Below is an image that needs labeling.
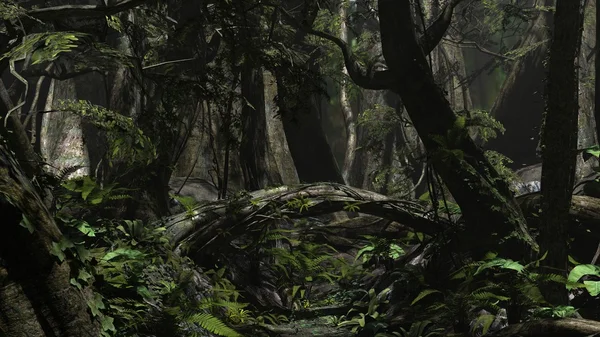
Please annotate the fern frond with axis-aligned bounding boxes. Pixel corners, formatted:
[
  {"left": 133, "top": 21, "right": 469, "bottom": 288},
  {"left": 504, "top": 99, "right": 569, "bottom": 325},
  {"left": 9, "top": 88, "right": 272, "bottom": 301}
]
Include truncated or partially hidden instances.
[{"left": 185, "top": 313, "right": 242, "bottom": 337}]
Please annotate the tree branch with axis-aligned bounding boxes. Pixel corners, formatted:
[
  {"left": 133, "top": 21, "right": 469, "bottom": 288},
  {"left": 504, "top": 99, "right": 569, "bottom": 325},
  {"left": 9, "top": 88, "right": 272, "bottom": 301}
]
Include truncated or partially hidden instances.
[
  {"left": 276, "top": 8, "right": 395, "bottom": 90},
  {"left": 26, "top": 0, "right": 149, "bottom": 20},
  {"left": 442, "top": 38, "right": 516, "bottom": 61},
  {"left": 419, "top": 0, "right": 466, "bottom": 54}
]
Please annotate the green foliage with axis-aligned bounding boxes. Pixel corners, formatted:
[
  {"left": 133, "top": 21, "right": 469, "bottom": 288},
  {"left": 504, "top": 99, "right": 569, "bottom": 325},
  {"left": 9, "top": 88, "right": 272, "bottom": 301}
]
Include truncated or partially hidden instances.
[
  {"left": 582, "top": 144, "right": 600, "bottom": 160},
  {"left": 53, "top": 100, "right": 157, "bottom": 167},
  {"left": 485, "top": 150, "right": 519, "bottom": 185},
  {"left": 337, "top": 288, "right": 391, "bottom": 334},
  {"left": 404, "top": 252, "right": 572, "bottom": 331},
  {"left": 1, "top": 30, "right": 131, "bottom": 71},
  {"left": 356, "top": 236, "right": 405, "bottom": 264},
  {"left": 532, "top": 306, "right": 579, "bottom": 318},
  {"left": 567, "top": 264, "right": 600, "bottom": 296},
  {"left": 0, "top": 0, "right": 28, "bottom": 21},
  {"left": 463, "top": 110, "right": 505, "bottom": 144},
  {"left": 391, "top": 321, "right": 445, "bottom": 337},
  {"left": 185, "top": 313, "right": 242, "bottom": 337},
  {"left": 1, "top": 32, "right": 85, "bottom": 64},
  {"left": 504, "top": 39, "right": 549, "bottom": 59},
  {"left": 105, "top": 15, "right": 124, "bottom": 33},
  {"left": 170, "top": 193, "right": 200, "bottom": 215},
  {"left": 286, "top": 195, "right": 312, "bottom": 212},
  {"left": 60, "top": 175, "right": 132, "bottom": 206},
  {"left": 44, "top": 173, "right": 244, "bottom": 337},
  {"left": 418, "top": 191, "right": 462, "bottom": 217},
  {"left": 358, "top": 104, "right": 401, "bottom": 142}
]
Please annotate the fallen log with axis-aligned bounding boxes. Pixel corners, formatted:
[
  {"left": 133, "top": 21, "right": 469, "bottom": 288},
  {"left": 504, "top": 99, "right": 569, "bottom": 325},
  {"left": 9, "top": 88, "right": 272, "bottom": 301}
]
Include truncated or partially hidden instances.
[{"left": 488, "top": 318, "right": 600, "bottom": 337}]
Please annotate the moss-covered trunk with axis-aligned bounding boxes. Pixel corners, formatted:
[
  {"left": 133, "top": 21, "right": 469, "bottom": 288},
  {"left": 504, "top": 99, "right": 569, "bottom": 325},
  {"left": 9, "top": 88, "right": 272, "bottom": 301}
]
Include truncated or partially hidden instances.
[
  {"left": 0, "top": 146, "right": 99, "bottom": 337},
  {"left": 377, "top": 0, "right": 535, "bottom": 255}
]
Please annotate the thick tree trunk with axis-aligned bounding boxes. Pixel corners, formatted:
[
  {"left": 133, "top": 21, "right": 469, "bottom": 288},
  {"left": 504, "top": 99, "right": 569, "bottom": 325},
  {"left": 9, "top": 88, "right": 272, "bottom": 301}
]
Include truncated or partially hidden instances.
[
  {"left": 240, "top": 62, "right": 283, "bottom": 190},
  {"left": 0, "top": 146, "right": 99, "bottom": 337},
  {"left": 539, "top": 0, "right": 584, "bottom": 305},
  {"left": 275, "top": 67, "right": 346, "bottom": 184},
  {"left": 273, "top": 0, "right": 536, "bottom": 253},
  {"left": 378, "top": 0, "right": 535, "bottom": 255},
  {"left": 273, "top": 0, "right": 345, "bottom": 185},
  {"left": 594, "top": 1, "right": 600, "bottom": 142},
  {"left": 263, "top": 71, "right": 300, "bottom": 185},
  {"left": 487, "top": 0, "right": 554, "bottom": 168}
]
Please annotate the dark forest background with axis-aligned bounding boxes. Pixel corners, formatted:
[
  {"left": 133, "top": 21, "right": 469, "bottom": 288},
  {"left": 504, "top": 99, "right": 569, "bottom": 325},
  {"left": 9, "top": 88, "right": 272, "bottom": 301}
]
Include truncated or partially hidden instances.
[{"left": 2, "top": 0, "right": 600, "bottom": 336}]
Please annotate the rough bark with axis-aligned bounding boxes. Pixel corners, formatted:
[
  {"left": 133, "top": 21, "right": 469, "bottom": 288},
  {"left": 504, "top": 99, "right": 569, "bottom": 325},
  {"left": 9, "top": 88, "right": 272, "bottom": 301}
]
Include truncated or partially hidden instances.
[
  {"left": 282, "top": 0, "right": 535, "bottom": 254},
  {"left": 0, "top": 271, "right": 46, "bottom": 336},
  {"left": 596, "top": 0, "right": 600, "bottom": 143},
  {"left": 0, "top": 145, "right": 99, "bottom": 337},
  {"left": 263, "top": 71, "right": 300, "bottom": 185},
  {"left": 378, "top": 0, "right": 535, "bottom": 254},
  {"left": 487, "top": 1, "right": 554, "bottom": 168},
  {"left": 575, "top": 0, "right": 598, "bottom": 180},
  {"left": 275, "top": 66, "right": 346, "bottom": 184},
  {"left": 518, "top": 193, "right": 600, "bottom": 264},
  {"left": 239, "top": 62, "right": 282, "bottom": 190},
  {"left": 488, "top": 318, "right": 600, "bottom": 337},
  {"left": 163, "top": 182, "right": 445, "bottom": 252},
  {"left": 273, "top": 0, "right": 345, "bottom": 185},
  {"left": 339, "top": 1, "right": 363, "bottom": 187},
  {"left": 538, "top": 0, "right": 584, "bottom": 305}
]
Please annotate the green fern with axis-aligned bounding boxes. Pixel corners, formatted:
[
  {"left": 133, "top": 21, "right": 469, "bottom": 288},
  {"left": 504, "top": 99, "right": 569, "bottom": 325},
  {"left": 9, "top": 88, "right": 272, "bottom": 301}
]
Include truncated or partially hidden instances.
[{"left": 185, "top": 313, "right": 242, "bottom": 337}]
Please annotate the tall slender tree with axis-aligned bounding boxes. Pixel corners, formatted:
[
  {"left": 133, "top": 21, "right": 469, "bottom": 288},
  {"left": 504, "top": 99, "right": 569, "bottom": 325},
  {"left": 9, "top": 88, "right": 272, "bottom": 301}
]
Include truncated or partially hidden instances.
[{"left": 539, "top": 0, "right": 584, "bottom": 305}]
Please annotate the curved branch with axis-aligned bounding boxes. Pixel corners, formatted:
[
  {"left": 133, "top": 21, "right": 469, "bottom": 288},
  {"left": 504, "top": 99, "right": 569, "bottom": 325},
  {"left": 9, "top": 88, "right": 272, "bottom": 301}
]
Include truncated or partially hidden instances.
[
  {"left": 158, "top": 183, "right": 447, "bottom": 251},
  {"left": 306, "top": 28, "right": 396, "bottom": 90},
  {"left": 276, "top": 8, "right": 395, "bottom": 90},
  {"left": 419, "top": 0, "right": 466, "bottom": 54}
]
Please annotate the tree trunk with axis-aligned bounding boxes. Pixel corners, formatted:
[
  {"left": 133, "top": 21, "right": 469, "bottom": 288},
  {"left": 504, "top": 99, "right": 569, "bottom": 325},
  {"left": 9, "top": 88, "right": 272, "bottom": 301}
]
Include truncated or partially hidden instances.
[
  {"left": 274, "top": 0, "right": 345, "bottom": 185},
  {"left": 0, "top": 145, "right": 99, "bottom": 337},
  {"left": 539, "top": 0, "right": 584, "bottom": 306},
  {"left": 339, "top": 0, "right": 365, "bottom": 187},
  {"left": 275, "top": 66, "right": 346, "bottom": 184},
  {"left": 378, "top": 0, "right": 535, "bottom": 255},
  {"left": 240, "top": 62, "right": 283, "bottom": 190},
  {"left": 487, "top": 0, "right": 554, "bottom": 168},
  {"left": 595, "top": 0, "right": 600, "bottom": 144}
]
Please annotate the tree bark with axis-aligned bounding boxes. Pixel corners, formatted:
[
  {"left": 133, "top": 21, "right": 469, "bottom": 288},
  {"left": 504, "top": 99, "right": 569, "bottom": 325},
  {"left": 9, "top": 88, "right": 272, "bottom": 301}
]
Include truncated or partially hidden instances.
[
  {"left": 488, "top": 318, "right": 600, "bottom": 337},
  {"left": 239, "top": 65, "right": 282, "bottom": 189},
  {"left": 284, "top": 0, "right": 536, "bottom": 253},
  {"left": 275, "top": 66, "right": 346, "bottom": 184},
  {"left": 594, "top": 0, "right": 600, "bottom": 142},
  {"left": 339, "top": 0, "right": 364, "bottom": 187},
  {"left": 539, "top": 0, "right": 584, "bottom": 306},
  {"left": 487, "top": 0, "right": 554, "bottom": 168},
  {"left": 377, "top": 0, "right": 535, "bottom": 255},
  {"left": 0, "top": 145, "right": 99, "bottom": 337}
]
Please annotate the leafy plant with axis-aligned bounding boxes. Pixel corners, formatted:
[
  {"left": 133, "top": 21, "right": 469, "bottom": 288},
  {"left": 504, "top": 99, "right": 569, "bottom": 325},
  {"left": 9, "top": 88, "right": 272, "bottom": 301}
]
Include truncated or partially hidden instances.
[
  {"left": 53, "top": 100, "right": 157, "bottom": 167},
  {"left": 338, "top": 288, "right": 391, "bottom": 334},
  {"left": 567, "top": 264, "right": 600, "bottom": 296},
  {"left": 389, "top": 321, "right": 445, "bottom": 337},
  {"left": 356, "top": 236, "right": 405, "bottom": 265},
  {"left": 532, "top": 306, "right": 579, "bottom": 318}
]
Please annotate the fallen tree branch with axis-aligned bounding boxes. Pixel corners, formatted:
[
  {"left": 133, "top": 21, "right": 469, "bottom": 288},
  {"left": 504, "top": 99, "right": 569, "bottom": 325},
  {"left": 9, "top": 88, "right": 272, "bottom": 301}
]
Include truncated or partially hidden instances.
[
  {"left": 156, "top": 183, "right": 448, "bottom": 254},
  {"left": 488, "top": 318, "right": 600, "bottom": 337}
]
